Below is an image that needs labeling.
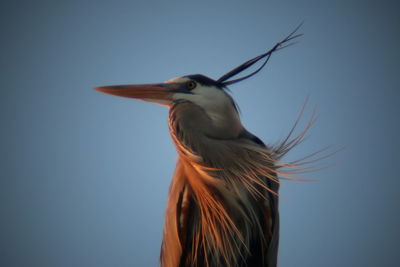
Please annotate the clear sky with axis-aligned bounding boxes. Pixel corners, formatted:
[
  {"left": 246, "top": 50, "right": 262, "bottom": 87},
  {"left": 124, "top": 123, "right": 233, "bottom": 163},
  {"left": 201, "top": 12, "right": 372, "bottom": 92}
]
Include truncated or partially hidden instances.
[{"left": 1, "top": 1, "right": 399, "bottom": 266}]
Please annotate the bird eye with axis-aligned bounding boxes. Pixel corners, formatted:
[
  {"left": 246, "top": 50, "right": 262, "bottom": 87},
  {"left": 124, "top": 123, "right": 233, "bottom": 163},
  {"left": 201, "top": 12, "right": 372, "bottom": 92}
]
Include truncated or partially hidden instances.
[{"left": 186, "top": 81, "right": 197, "bottom": 90}]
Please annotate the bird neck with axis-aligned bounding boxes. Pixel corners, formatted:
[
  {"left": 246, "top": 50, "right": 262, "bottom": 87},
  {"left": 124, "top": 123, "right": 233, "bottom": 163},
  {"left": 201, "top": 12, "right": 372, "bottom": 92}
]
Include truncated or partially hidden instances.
[{"left": 169, "top": 100, "right": 243, "bottom": 142}]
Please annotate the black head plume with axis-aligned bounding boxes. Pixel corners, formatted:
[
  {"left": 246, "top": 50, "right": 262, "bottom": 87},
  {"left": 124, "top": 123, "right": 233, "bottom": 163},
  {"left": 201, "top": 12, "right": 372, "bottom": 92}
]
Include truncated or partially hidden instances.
[{"left": 217, "top": 23, "right": 303, "bottom": 86}]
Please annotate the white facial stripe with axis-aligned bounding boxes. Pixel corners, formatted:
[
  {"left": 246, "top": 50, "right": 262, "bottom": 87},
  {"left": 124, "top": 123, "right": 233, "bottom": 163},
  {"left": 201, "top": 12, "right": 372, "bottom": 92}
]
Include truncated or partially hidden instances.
[
  {"left": 173, "top": 83, "right": 237, "bottom": 120},
  {"left": 167, "top": 76, "right": 235, "bottom": 115},
  {"left": 165, "top": 76, "right": 190, "bottom": 83},
  {"left": 171, "top": 84, "right": 228, "bottom": 105}
]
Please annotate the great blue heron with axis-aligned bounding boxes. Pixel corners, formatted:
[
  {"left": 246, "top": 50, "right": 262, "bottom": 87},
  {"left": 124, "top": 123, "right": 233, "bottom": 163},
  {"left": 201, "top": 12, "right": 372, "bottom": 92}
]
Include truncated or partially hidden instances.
[{"left": 95, "top": 26, "right": 310, "bottom": 267}]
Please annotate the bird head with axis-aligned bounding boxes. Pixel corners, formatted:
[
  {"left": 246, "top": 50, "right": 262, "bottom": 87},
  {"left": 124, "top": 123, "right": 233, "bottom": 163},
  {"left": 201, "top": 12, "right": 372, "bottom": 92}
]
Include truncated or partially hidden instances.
[
  {"left": 94, "top": 74, "right": 228, "bottom": 108},
  {"left": 95, "top": 74, "right": 242, "bottom": 140}
]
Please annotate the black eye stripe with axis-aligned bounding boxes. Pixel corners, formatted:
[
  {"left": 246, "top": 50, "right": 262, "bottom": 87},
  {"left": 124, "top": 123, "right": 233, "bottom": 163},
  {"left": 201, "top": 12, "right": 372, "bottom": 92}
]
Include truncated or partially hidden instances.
[{"left": 183, "top": 74, "right": 224, "bottom": 88}]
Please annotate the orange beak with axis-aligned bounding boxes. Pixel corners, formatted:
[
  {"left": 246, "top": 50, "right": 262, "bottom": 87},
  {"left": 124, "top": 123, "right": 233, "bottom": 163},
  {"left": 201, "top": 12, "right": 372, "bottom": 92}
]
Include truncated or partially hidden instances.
[{"left": 94, "top": 82, "right": 181, "bottom": 105}]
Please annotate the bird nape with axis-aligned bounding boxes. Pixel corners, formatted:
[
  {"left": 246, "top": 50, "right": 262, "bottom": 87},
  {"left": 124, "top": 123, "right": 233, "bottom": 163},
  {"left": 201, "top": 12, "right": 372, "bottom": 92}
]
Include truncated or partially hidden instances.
[{"left": 95, "top": 25, "right": 317, "bottom": 267}]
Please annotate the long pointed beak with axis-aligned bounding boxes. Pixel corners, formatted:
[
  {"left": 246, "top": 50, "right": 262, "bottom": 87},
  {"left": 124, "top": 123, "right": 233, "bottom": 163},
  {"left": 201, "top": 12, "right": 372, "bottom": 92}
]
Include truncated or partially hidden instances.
[{"left": 94, "top": 82, "right": 180, "bottom": 105}]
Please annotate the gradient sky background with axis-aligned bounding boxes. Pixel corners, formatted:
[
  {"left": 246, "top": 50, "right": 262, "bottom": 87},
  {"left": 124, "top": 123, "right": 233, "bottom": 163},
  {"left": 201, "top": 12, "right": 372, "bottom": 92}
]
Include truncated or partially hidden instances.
[{"left": 1, "top": 1, "right": 399, "bottom": 267}]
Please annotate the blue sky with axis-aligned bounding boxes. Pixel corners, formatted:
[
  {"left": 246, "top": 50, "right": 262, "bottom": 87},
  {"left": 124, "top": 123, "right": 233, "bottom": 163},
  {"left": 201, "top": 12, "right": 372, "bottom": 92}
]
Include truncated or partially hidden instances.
[{"left": 1, "top": 1, "right": 399, "bottom": 266}]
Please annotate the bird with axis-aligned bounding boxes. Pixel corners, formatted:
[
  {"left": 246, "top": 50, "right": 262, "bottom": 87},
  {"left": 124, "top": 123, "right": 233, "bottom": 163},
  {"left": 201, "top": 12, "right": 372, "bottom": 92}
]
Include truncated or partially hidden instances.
[{"left": 95, "top": 25, "right": 310, "bottom": 267}]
